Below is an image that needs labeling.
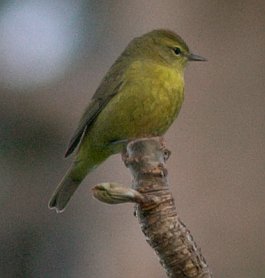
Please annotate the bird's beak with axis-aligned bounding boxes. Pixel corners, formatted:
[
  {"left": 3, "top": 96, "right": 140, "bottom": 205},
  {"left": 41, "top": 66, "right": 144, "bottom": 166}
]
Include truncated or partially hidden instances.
[{"left": 187, "top": 53, "right": 207, "bottom": 62}]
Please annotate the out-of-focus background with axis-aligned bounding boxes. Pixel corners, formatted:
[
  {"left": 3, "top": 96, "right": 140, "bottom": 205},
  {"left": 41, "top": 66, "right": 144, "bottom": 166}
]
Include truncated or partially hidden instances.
[{"left": 0, "top": 0, "right": 264, "bottom": 277}]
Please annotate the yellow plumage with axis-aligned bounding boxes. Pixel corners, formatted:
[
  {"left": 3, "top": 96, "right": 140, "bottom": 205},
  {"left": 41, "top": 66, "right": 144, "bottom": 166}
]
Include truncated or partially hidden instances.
[{"left": 49, "top": 29, "right": 206, "bottom": 212}]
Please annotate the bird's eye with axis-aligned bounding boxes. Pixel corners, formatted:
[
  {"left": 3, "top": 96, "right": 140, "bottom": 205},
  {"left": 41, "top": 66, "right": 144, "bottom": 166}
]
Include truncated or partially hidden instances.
[{"left": 173, "top": 47, "right": 181, "bottom": 56}]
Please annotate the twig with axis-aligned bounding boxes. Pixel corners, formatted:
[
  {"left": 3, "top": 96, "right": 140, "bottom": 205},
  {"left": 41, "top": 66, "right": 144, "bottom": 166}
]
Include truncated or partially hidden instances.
[{"left": 93, "top": 137, "right": 212, "bottom": 278}]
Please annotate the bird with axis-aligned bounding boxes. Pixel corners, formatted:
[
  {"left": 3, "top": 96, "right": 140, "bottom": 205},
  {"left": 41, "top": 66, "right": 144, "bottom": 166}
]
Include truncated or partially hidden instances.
[{"left": 49, "top": 29, "right": 206, "bottom": 213}]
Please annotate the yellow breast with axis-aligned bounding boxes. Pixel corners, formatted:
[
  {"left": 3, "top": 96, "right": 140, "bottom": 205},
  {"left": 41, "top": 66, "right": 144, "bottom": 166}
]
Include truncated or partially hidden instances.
[{"left": 90, "top": 60, "right": 185, "bottom": 145}]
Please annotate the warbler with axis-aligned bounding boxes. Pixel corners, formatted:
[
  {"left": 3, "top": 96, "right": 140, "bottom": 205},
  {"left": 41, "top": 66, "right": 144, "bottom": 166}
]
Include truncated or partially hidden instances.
[{"left": 49, "top": 29, "right": 206, "bottom": 212}]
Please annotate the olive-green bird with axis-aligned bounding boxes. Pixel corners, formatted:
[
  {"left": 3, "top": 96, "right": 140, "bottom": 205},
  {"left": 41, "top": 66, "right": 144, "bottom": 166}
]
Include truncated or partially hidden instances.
[{"left": 49, "top": 29, "right": 206, "bottom": 213}]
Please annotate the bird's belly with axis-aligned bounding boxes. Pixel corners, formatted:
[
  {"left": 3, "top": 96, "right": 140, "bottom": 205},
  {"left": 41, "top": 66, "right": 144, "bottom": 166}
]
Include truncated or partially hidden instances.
[
  {"left": 91, "top": 80, "right": 184, "bottom": 146},
  {"left": 126, "top": 87, "right": 182, "bottom": 136}
]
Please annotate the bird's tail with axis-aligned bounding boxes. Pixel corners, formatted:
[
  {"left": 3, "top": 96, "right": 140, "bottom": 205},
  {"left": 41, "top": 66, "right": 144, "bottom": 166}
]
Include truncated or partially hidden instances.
[
  {"left": 49, "top": 137, "right": 115, "bottom": 213},
  {"left": 48, "top": 169, "right": 84, "bottom": 213},
  {"left": 49, "top": 150, "right": 97, "bottom": 213}
]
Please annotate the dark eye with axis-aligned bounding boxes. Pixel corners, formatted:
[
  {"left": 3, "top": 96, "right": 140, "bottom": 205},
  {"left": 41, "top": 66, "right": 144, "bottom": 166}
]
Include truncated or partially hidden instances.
[{"left": 173, "top": 47, "right": 181, "bottom": 56}]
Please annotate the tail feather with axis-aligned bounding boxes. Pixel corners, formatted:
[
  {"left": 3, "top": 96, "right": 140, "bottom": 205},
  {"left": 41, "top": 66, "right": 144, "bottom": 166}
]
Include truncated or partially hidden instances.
[
  {"left": 48, "top": 174, "right": 81, "bottom": 213},
  {"left": 49, "top": 139, "right": 111, "bottom": 213}
]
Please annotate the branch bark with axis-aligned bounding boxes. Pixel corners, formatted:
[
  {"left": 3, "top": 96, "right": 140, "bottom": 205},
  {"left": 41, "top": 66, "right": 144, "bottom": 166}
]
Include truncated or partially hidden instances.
[{"left": 93, "top": 137, "right": 212, "bottom": 278}]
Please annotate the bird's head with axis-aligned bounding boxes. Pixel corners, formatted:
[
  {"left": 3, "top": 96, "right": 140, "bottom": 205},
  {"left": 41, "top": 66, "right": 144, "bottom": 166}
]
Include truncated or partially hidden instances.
[{"left": 127, "top": 29, "right": 206, "bottom": 70}]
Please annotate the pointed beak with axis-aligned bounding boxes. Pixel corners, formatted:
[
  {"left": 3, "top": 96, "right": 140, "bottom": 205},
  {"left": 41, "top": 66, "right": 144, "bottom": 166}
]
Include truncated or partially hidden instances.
[{"left": 187, "top": 53, "right": 207, "bottom": 62}]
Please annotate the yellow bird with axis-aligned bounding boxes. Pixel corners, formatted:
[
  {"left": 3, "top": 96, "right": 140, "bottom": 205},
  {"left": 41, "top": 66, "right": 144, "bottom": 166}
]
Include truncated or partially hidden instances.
[{"left": 49, "top": 29, "right": 206, "bottom": 212}]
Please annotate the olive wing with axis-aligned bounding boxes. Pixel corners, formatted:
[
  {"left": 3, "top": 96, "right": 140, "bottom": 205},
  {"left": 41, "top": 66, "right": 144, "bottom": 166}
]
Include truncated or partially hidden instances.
[{"left": 64, "top": 61, "right": 125, "bottom": 157}]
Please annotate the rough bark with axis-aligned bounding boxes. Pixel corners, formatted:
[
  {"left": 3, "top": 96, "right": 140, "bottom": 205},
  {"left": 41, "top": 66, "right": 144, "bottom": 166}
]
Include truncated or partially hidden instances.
[{"left": 93, "top": 137, "right": 212, "bottom": 278}]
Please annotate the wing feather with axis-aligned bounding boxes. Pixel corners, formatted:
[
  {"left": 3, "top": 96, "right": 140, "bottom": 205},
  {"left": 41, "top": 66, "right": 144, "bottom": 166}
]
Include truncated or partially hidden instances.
[{"left": 64, "top": 59, "right": 126, "bottom": 157}]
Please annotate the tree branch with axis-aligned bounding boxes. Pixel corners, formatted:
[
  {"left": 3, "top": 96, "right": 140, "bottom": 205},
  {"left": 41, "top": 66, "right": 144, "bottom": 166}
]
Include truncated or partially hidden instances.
[{"left": 93, "top": 137, "right": 212, "bottom": 278}]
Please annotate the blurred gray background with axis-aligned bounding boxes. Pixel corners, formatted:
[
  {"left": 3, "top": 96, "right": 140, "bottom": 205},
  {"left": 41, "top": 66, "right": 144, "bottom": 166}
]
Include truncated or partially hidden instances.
[{"left": 0, "top": 0, "right": 264, "bottom": 277}]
